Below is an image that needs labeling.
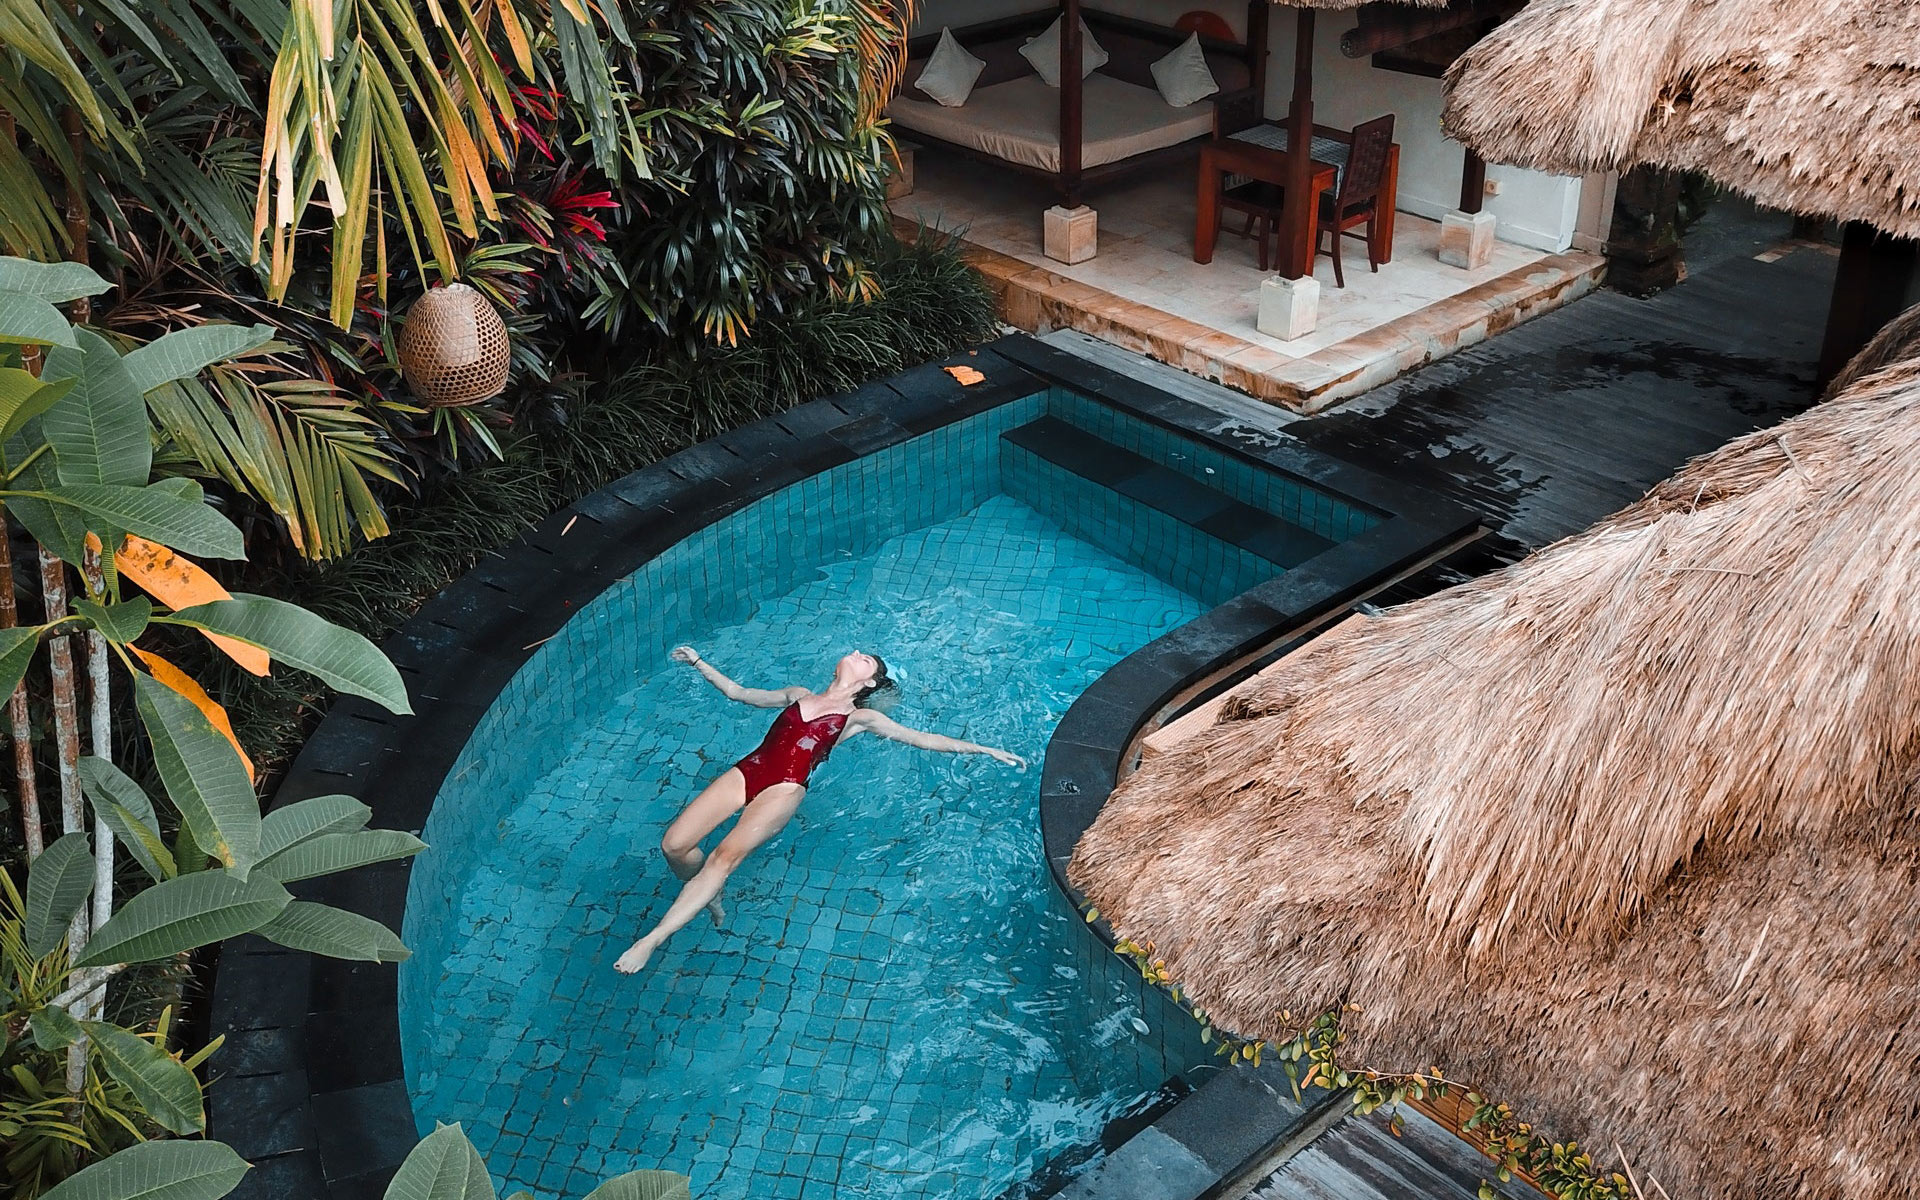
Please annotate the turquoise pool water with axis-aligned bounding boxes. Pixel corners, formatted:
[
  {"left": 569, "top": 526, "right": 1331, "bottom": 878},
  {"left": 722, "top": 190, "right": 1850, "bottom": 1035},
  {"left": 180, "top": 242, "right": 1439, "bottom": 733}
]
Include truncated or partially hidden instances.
[{"left": 401, "top": 391, "right": 1370, "bottom": 1198}]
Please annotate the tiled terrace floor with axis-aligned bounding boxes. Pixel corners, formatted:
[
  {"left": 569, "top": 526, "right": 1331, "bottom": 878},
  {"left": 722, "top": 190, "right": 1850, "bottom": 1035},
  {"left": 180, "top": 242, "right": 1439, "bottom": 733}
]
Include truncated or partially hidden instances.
[{"left": 892, "top": 151, "right": 1604, "bottom": 412}]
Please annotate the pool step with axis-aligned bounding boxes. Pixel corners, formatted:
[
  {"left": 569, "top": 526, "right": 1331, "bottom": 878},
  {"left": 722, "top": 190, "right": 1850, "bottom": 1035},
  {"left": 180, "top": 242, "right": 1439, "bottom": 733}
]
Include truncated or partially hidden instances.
[{"left": 1002, "top": 416, "right": 1336, "bottom": 567}]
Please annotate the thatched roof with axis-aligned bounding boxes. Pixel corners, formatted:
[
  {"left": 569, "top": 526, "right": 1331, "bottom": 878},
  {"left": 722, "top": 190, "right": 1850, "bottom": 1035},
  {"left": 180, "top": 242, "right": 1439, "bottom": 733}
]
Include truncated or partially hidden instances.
[
  {"left": 1440, "top": 0, "right": 1920, "bottom": 239},
  {"left": 1069, "top": 353, "right": 1920, "bottom": 1200}
]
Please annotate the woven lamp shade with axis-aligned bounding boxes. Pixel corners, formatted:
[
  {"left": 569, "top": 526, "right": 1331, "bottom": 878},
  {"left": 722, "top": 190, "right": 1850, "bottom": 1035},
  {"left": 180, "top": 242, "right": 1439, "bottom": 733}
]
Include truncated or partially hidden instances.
[{"left": 397, "top": 283, "right": 511, "bottom": 407}]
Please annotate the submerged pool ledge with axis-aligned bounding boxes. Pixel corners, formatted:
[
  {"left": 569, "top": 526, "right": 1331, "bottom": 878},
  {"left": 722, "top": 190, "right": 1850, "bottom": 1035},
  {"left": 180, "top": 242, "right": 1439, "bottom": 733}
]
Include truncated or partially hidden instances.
[{"left": 204, "top": 333, "right": 1480, "bottom": 1200}]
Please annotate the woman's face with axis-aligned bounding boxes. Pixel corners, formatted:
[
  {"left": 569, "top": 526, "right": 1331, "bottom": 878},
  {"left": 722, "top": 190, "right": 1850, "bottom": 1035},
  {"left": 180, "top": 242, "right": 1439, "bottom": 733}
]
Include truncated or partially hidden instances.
[{"left": 837, "top": 651, "right": 880, "bottom": 688}]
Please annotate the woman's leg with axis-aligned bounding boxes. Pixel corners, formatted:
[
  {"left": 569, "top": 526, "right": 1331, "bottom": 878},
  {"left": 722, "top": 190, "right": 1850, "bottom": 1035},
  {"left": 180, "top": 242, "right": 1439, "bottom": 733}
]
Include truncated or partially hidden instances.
[
  {"left": 614, "top": 783, "right": 805, "bottom": 973},
  {"left": 660, "top": 769, "right": 749, "bottom": 925}
]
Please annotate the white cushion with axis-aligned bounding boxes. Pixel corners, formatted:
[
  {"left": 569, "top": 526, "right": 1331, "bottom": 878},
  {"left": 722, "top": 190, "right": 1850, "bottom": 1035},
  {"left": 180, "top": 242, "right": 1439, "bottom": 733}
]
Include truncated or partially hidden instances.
[
  {"left": 914, "top": 28, "right": 986, "bottom": 108},
  {"left": 1020, "top": 16, "right": 1109, "bottom": 88},
  {"left": 1151, "top": 32, "right": 1220, "bottom": 108}
]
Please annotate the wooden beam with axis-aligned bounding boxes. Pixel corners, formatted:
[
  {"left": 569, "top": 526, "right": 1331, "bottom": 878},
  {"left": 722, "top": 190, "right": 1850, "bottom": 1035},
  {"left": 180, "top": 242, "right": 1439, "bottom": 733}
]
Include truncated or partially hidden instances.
[
  {"left": 1061, "top": 0, "right": 1084, "bottom": 206},
  {"left": 1819, "top": 222, "right": 1920, "bottom": 384},
  {"left": 1247, "top": 0, "right": 1271, "bottom": 105},
  {"left": 1277, "top": 5, "right": 1317, "bottom": 279}
]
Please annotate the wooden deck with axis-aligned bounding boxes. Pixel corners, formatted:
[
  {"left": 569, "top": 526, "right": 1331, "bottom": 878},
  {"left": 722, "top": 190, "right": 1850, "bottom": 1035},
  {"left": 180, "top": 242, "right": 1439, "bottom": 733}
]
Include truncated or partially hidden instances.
[{"left": 1247, "top": 1106, "right": 1544, "bottom": 1200}]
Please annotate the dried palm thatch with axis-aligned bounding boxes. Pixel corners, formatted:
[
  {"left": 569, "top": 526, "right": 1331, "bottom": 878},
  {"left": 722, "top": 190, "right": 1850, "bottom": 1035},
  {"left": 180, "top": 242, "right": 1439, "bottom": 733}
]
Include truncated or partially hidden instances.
[
  {"left": 1070, "top": 353, "right": 1920, "bottom": 1200},
  {"left": 1440, "top": 0, "right": 1920, "bottom": 239}
]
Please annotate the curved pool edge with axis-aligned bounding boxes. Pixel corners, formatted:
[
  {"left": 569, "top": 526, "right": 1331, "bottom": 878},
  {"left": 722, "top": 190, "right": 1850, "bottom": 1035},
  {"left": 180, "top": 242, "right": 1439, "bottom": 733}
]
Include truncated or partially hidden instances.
[{"left": 203, "top": 332, "right": 1484, "bottom": 1200}]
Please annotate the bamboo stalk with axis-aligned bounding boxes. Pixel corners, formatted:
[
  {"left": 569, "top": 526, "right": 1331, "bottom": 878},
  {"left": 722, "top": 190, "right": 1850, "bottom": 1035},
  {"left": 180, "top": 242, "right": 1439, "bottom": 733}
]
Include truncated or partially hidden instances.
[
  {"left": 39, "top": 549, "right": 87, "bottom": 1091},
  {"left": 81, "top": 548, "right": 112, "bottom": 1021},
  {"left": 0, "top": 513, "right": 41, "bottom": 856}
]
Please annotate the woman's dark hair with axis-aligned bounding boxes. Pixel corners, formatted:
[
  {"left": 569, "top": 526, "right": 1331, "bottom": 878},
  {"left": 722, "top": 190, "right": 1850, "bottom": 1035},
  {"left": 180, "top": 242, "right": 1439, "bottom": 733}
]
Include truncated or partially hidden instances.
[{"left": 854, "top": 653, "right": 898, "bottom": 709}]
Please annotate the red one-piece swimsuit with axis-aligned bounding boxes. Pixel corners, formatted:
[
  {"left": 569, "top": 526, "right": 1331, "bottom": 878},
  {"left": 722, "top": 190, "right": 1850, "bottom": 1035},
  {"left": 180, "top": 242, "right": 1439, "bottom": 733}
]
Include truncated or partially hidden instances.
[{"left": 733, "top": 703, "right": 850, "bottom": 801}]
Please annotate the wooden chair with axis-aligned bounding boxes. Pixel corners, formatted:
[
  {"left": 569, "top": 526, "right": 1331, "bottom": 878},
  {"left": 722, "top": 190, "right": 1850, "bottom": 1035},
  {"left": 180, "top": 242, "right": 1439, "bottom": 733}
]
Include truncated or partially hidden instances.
[{"left": 1316, "top": 114, "right": 1394, "bottom": 288}]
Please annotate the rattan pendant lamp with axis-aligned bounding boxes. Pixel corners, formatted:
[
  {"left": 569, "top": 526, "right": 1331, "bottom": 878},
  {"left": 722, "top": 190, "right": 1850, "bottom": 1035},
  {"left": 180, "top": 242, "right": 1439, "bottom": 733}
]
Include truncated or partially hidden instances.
[{"left": 397, "top": 282, "right": 512, "bottom": 406}]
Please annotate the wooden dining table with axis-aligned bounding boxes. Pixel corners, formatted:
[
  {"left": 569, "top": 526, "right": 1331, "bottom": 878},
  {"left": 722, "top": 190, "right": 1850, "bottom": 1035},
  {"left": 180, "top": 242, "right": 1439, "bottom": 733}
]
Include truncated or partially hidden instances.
[{"left": 1193, "top": 136, "right": 1338, "bottom": 271}]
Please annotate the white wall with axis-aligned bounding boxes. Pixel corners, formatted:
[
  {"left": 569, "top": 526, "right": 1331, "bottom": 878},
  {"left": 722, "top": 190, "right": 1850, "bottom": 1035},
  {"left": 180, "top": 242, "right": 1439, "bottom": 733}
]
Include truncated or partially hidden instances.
[{"left": 909, "top": 2, "right": 1583, "bottom": 253}]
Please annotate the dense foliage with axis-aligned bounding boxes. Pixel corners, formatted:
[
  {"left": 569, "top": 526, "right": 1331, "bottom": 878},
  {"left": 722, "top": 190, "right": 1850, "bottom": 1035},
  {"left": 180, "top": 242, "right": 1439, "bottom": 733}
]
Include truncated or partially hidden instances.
[{"left": 1, "top": 0, "right": 920, "bottom": 559}]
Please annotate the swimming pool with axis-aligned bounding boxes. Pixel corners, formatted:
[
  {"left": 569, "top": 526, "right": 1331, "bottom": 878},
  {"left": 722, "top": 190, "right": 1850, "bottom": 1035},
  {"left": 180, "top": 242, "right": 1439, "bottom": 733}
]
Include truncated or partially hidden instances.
[{"left": 397, "top": 385, "right": 1384, "bottom": 1198}]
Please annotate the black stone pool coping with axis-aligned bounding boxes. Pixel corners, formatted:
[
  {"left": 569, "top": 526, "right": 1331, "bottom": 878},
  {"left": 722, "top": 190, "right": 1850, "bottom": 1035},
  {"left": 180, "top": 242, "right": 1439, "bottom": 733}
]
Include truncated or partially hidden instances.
[{"left": 206, "top": 333, "right": 1481, "bottom": 1200}]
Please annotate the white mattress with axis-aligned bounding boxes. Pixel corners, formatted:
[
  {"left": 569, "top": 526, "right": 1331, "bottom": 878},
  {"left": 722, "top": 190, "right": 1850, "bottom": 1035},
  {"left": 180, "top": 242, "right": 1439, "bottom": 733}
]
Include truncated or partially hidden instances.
[{"left": 887, "top": 74, "right": 1216, "bottom": 173}]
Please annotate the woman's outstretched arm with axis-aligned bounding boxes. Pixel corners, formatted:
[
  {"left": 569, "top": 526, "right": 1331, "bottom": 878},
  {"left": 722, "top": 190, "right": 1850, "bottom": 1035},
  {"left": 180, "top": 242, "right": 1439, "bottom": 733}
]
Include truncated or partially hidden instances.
[
  {"left": 671, "top": 646, "right": 806, "bottom": 708},
  {"left": 847, "top": 709, "right": 1026, "bottom": 768}
]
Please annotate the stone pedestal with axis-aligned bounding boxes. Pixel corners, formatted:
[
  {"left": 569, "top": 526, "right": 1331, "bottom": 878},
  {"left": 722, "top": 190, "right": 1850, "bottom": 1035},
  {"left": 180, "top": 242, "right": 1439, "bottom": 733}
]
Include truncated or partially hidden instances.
[
  {"left": 885, "top": 144, "right": 916, "bottom": 200},
  {"left": 1438, "top": 210, "right": 1497, "bottom": 270},
  {"left": 1044, "top": 205, "right": 1098, "bottom": 264},
  {"left": 1257, "top": 274, "right": 1319, "bottom": 341}
]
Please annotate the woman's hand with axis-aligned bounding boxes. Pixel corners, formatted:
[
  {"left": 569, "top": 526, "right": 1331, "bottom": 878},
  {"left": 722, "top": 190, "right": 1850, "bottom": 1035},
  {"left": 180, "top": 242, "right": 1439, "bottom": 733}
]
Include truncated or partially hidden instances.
[
  {"left": 670, "top": 645, "right": 701, "bottom": 666},
  {"left": 984, "top": 747, "right": 1027, "bottom": 770}
]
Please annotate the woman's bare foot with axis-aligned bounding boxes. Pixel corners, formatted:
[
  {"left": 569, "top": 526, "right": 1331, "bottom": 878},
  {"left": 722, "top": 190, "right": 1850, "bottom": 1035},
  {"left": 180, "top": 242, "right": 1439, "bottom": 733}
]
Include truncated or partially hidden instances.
[
  {"left": 613, "top": 940, "right": 656, "bottom": 974},
  {"left": 705, "top": 896, "right": 726, "bottom": 929}
]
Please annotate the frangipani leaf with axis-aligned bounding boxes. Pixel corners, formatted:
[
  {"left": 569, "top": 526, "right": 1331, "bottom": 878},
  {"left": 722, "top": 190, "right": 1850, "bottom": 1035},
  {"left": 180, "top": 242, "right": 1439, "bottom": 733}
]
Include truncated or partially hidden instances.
[
  {"left": 81, "top": 755, "right": 178, "bottom": 882},
  {"left": 259, "top": 794, "right": 371, "bottom": 861},
  {"left": 168, "top": 594, "right": 410, "bottom": 712},
  {"left": 258, "top": 901, "right": 410, "bottom": 962},
  {"left": 116, "top": 535, "right": 267, "bottom": 673},
  {"left": 32, "top": 483, "right": 244, "bottom": 559},
  {"left": 132, "top": 672, "right": 260, "bottom": 876},
  {"left": 25, "top": 832, "right": 94, "bottom": 957},
  {"left": 383, "top": 1124, "right": 495, "bottom": 1200},
  {"left": 0, "top": 368, "right": 73, "bottom": 438},
  {"left": 30, "top": 1002, "right": 82, "bottom": 1049},
  {"left": 36, "top": 1139, "right": 249, "bottom": 1200},
  {"left": 0, "top": 290, "right": 78, "bottom": 348},
  {"left": 85, "top": 1022, "right": 206, "bottom": 1134},
  {"left": 42, "top": 329, "right": 151, "bottom": 486},
  {"left": 257, "top": 829, "right": 424, "bottom": 884},
  {"left": 74, "top": 870, "right": 290, "bottom": 967},
  {"left": 0, "top": 257, "right": 113, "bottom": 302},
  {"left": 580, "top": 1172, "right": 693, "bottom": 1200},
  {"left": 73, "top": 596, "right": 152, "bottom": 643},
  {"left": 0, "top": 625, "right": 40, "bottom": 701},
  {"left": 133, "top": 647, "right": 255, "bottom": 783}
]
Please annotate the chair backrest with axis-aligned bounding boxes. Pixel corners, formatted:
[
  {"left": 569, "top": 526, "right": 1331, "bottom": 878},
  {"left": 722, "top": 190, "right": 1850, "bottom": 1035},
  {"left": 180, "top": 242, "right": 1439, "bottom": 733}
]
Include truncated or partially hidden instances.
[
  {"left": 1338, "top": 114, "right": 1395, "bottom": 208},
  {"left": 1175, "top": 10, "right": 1238, "bottom": 41}
]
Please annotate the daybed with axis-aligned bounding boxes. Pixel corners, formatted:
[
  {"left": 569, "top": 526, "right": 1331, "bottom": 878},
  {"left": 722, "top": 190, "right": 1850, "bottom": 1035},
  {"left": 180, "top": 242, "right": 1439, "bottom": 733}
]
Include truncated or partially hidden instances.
[{"left": 889, "top": 4, "right": 1270, "bottom": 207}]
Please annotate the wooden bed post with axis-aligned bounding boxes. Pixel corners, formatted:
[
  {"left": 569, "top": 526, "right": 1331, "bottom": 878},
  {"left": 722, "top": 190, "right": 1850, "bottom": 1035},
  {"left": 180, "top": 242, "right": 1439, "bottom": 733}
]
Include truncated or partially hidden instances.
[
  {"left": 1061, "top": 0, "right": 1084, "bottom": 206},
  {"left": 1248, "top": 0, "right": 1271, "bottom": 107},
  {"left": 1277, "top": 6, "right": 1316, "bottom": 278}
]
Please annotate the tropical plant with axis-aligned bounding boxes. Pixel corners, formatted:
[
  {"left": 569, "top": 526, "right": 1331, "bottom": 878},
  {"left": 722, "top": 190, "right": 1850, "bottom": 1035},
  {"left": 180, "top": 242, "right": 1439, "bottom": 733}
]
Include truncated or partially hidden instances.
[{"left": 0, "top": 255, "right": 420, "bottom": 1195}]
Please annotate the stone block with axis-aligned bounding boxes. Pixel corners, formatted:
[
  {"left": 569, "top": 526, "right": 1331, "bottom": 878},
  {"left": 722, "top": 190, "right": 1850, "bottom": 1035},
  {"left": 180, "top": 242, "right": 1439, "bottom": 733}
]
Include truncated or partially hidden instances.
[
  {"left": 884, "top": 143, "right": 915, "bottom": 200},
  {"left": 1256, "top": 274, "right": 1319, "bottom": 341},
  {"left": 1438, "top": 209, "right": 1498, "bottom": 270},
  {"left": 1043, "top": 205, "right": 1098, "bottom": 264}
]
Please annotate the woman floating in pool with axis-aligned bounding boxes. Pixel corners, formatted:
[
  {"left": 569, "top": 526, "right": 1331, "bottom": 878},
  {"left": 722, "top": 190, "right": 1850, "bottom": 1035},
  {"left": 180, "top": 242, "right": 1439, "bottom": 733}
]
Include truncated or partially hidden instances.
[{"left": 614, "top": 646, "right": 1026, "bottom": 974}]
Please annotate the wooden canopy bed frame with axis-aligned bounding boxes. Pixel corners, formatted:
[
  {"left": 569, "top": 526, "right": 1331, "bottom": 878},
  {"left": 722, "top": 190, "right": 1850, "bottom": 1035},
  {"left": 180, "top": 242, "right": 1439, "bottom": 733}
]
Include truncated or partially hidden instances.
[{"left": 891, "top": 2, "right": 1271, "bottom": 208}]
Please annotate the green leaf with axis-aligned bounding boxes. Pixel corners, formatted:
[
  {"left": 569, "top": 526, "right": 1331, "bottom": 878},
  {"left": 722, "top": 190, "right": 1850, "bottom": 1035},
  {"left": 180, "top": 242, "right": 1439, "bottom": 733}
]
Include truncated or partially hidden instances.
[
  {"left": 85, "top": 1022, "right": 206, "bottom": 1134},
  {"left": 133, "top": 672, "right": 261, "bottom": 877},
  {"left": 122, "top": 324, "right": 276, "bottom": 397},
  {"left": 33, "top": 483, "right": 244, "bottom": 559},
  {"left": 0, "top": 624, "right": 39, "bottom": 700},
  {"left": 258, "top": 901, "right": 410, "bottom": 962},
  {"left": 74, "top": 870, "right": 290, "bottom": 967},
  {"left": 4, "top": 441, "right": 92, "bottom": 563},
  {"left": 0, "top": 258, "right": 112, "bottom": 303},
  {"left": 168, "top": 594, "right": 410, "bottom": 713},
  {"left": 0, "top": 289, "right": 78, "bottom": 348},
  {"left": 383, "top": 1124, "right": 495, "bottom": 1200},
  {"left": 29, "top": 1003, "right": 82, "bottom": 1050},
  {"left": 259, "top": 794, "right": 371, "bottom": 861},
  {"left": 25, "top": 831, "right": 95, "bottom": 957},
  {"left": 42, "top": 329, "right": 152, "bottom": 486},
  {"left": 257, "top": 829, "right": 424, "bottom": 884},
  {"left": 73, "top": 596, "right": 152, "bottom": 643},
  {"left": 581, "top": 1172, "right": 693, "bottom": 1200},
  {"left": 103, "top": 800, "right": 179, "bottom": 883},
  {"left": 82, "top": 755, "right": 178, "bottom": 882},
  {"left": 37, "top": 1140, "right": 249, "bottom": 1200},
  {"left": 0, "top": 368, "right": 73, "bottom": 438}
]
